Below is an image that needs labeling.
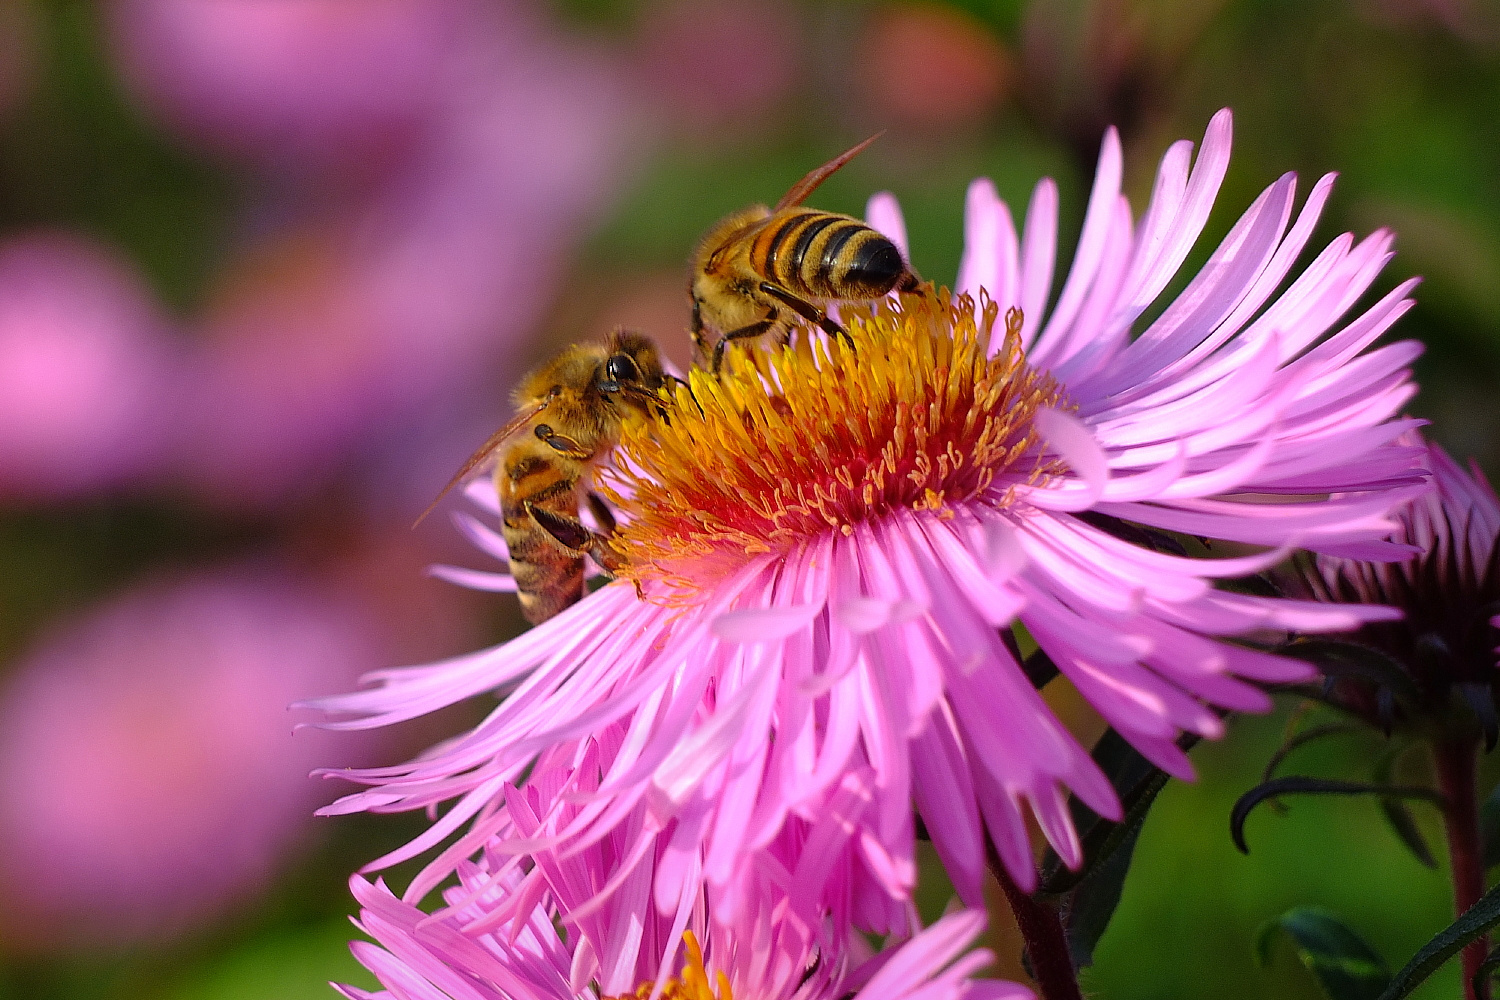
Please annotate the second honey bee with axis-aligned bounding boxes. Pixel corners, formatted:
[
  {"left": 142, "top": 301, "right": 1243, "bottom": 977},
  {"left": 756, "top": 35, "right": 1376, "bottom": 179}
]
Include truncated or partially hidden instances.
[
  {"left": 420, "top": 329, "right": 667, "bottom": 624},
  {"left": 690, "top": 134, "right": 921, "bottom": 372}
]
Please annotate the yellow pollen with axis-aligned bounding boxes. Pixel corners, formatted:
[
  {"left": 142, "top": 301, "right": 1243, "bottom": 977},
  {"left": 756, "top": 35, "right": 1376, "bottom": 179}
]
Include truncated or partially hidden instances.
[
  {"left": 603, "top": 288, "right": 1064, "bottom": 595},
  {"left": 603, "top": 932, "right": 732, "bottom": 1000}
]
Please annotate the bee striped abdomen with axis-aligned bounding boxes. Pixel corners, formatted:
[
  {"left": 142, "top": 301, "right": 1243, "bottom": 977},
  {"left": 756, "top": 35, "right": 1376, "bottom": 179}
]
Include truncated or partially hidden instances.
[
  {"left": 750, "top": 209, "right": 905, "bottom": 301},
  {"left": 498, "top": 444, "right": 585, "bottom": 623}
]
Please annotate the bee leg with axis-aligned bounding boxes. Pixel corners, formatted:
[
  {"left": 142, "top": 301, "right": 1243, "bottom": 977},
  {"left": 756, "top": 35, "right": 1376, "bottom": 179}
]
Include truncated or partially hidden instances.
[
  {"left": 711, "top": 313, "right": 776, "bottom": 374},
  {"left": 583, "top": 529, "right": 643, "bottom": 599},
  {"left": 585, "top": 492, "right": 618, "bottom": 535},
  {"left": 583, "top": 494, "right": 639, "bottom": 596},
  {"left": 758, "top": 282, "right": 856, "bottom": 352},
  {"left": 525, "top": 501, "right": 593, "bottom": 552},
  {"left": 690, "top": 298, "right": 712, "bottom": 367},
  {"left": 534, "top": 424, "right": 594, "bottom": 460},
  {"left": 526, "top": 501, "right": 637, "bottom": 595}
]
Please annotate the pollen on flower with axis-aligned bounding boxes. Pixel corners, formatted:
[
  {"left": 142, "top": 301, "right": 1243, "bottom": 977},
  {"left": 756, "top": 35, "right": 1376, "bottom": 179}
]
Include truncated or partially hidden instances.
[
  {"left": 603, "top": 288, "right": 1064, "bottom": 592},
  {"left": 603, "top": 932, "right": 732, "bottom": 1000}
]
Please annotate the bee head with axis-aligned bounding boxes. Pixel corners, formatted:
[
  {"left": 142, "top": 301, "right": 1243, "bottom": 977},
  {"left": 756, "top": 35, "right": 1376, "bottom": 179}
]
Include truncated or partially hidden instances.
[{"left": 600, "top": 328, "right": 666, "bottom": 411}]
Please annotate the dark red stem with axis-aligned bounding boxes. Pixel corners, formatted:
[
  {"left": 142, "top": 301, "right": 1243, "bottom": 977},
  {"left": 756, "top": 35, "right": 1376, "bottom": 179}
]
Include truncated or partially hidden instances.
[
  {"left": 1435, "top": 738, "right": 1487, "bottom": 1000},
  {"left": 990, "top": 854, "right": 1084, "bottom": 1000}
]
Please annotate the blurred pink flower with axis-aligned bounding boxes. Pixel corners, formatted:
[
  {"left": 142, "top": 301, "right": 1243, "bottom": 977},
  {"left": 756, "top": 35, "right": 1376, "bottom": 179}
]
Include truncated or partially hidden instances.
[
  {"left": 0, "top": 232, "right": 177, "bottom": 500},
  {"left": 109, "top": 0, "right": 470, "bottom": 169},
  {"left": 858, "top": 4, "right": 1009, "bottom": 130},
  {"left": 635, "top": 0, "right": 800, "bottom": 133},
  {"left": 309, "top": 110, "right": 1425, "bottom": 912},
  {"left": 164, "top": 9, "right": 635, "bottom": 509},
  {"left": 0, "top": 567, "right": 388, "bottom": 949}
]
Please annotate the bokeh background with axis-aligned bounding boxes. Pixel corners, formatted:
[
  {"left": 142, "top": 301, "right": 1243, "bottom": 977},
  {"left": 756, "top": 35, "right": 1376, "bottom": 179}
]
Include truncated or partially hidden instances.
[{"left": 0, "top": 1, "right": 1495, "bottom": 998}]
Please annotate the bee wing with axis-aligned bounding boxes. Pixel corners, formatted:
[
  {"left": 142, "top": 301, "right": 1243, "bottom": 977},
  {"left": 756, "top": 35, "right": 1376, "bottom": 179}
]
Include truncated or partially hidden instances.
[
  {"left": 772, "top": 132, "right": 885, "bottom": 212},
  {"left": 412, "top": 399, "right": 551, "bottom": 528}
]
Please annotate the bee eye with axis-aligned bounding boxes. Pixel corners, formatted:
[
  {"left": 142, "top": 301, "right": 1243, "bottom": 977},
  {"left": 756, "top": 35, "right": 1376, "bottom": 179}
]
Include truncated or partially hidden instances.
[{"left": 605, "top": 354, "right": 640, "bottom": 383}]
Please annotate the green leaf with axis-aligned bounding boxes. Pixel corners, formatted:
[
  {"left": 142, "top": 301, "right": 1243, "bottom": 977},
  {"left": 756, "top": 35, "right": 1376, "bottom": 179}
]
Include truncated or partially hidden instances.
[
  {"left": 1376, "top": 880, "right": 1500, "bottom": 1000},
  {"left": 1378, "top": 798, "right": 1437, "bottom": 869},
  {"left": 1231, "top": 776, "right": 1445, "bottom": 854},
  {"left": 1060, "top": 822, "right": 1141, "bottom": 970},
  {"left": 1256, "top": 908, "right": 1391, "bottom": 1000},
  {"left": 1038, "top": 728, "right": 1197, "bottom": 895},
  {"left": 1479, "top": 781, "right": 1500, "bottom": 869},
  {"left": 1370, "top": 742, "right": 1437, "bottom": 869},
  {"left": 1471, "top": 944, "right": 1500, "bottom": 1000}
]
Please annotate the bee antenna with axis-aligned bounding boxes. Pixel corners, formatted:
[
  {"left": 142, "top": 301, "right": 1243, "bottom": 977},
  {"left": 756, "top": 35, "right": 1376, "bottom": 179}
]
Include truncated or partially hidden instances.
[
  {"left": 772, "top": 132, "right": 885, "bottom": 212},
  {"left": 412, "top": 397, "right": 554, "bottom": 529},
  {"left": 413, "top": 465, "right": 478, "bottom": 529}
]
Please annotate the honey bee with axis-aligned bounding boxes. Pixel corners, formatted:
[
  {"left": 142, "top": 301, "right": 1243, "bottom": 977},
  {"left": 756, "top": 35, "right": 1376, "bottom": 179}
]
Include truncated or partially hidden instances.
[
  {"left": 418, "top": 329, "right": 667, "bottom": 624},
  {"left": 690, "top": 133, "right": 921, "bottom": 372}
]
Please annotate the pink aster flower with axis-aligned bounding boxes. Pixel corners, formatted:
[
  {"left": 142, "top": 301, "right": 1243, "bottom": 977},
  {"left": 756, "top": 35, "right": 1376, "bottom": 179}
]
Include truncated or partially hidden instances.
[
  {"left": 336, "top": 737, "right": 1028, "bottom": 1000},
  {"left": 1284, "top": 435, "right": 1499, "bottom": 735},
  {"left": 308, "top": 110, "right": 1424, "bottom": 911},
  {"left": 0, "top": 566, "right": 387, "bottom": 948},
  {"left": 331, "top": 724, "right": 915, "bottom": 938},
  {"left": 1269, "top": 434, "right": 1496, "bottom": 991},
  {"left": 0, "top": 232, "right": 177, "bottom": 500},
  {"left": 340, "top": 870, "right": 1020, "bottom": 1000},
  {"left": 109, "top": 0, "right": 470, "bottom": 168},
  {"left": 165, "top": 8, "right": 632, "bottom": 509}
]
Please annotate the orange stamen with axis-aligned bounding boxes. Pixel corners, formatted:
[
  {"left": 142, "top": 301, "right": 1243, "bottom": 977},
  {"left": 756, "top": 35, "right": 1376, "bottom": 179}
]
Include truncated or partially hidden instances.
[{"left": 603, "top": 289, "right": 1064, "bottom": 596}]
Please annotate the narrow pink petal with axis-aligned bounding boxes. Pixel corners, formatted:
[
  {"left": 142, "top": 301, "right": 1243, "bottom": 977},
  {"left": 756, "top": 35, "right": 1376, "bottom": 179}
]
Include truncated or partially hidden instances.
[
  {"left": 911, "top": 714, "right": 987, "bottom": 906},
  {"left": 834, "top": 596, "right": 926, "bottom": 635},
  {"left": 1124, "top": 734, "right": 1196, "bottom": 780},
  {"left": 1124, "top": 107, "right": 1235, "bottom": 312},
  {"left": 857, "top": 911, "right": 987, "bottom": 1000},
  {"left": 1017, "top": 179, "right": 1058, "bottom": 349},
  {"left": 1046, "top": 196, "right": 1136, "bottom": 382},
  {"left": 1028, "top": 782, "right": 1083, "bottom": 869},
  {"left": 957, "top": 178, "right": 1002, "bottom": 302},
  {"left": 711, "top": 602, "right": 824, "bottom": 643},
  {"left": 866, "top": 191, "right": 910, "bottom": 258},
  {"left": 462, "top": 477, "right": 502, "bottom": 514},
  {"left": 451, "top": 510, "right": 509, "bottom": 561},
  {"left": 1033, "top": 408, "right": 1107, "bottom": 507},
  {"left": 1115, "top": 138, "right": 1193, "bottom": 307},
  {"left": 653, "top": 653, "right": 776, "bottom": 804},
  {"left": 426, "top": 564, "right": 519, "bottom": 592},
  {"left": 1031, "top": 127, "right": 1123, "bottom": 363}
]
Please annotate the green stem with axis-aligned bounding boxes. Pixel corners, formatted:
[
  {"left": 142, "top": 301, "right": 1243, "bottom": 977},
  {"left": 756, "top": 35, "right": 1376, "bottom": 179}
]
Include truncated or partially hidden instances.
[{"left": 1434, "top": 738, "right": 1486, "bottom": 1000}]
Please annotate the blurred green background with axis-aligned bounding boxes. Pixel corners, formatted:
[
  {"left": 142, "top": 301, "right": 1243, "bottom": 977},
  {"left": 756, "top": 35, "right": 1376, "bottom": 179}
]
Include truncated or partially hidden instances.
[{"left": 0, "top": 0, "right": 1495, "bottom": 997}]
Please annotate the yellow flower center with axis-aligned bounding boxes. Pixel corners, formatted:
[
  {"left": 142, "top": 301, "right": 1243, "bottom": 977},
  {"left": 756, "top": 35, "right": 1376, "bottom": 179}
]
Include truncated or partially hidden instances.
[
  {"left": 604, "top": 289, "right": 1063, "bottom": 595},
  {"left": 604, "top": 932, "right": 732, "bottom": 1000}
]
